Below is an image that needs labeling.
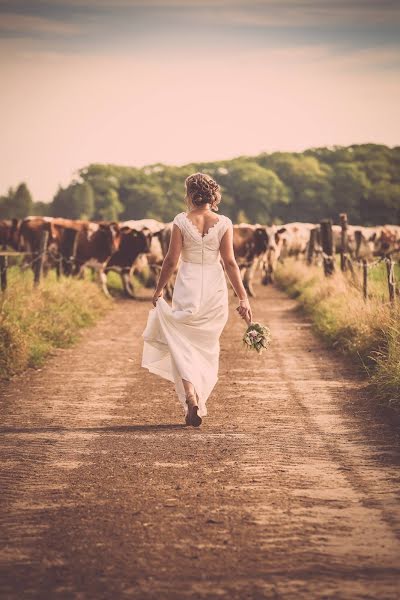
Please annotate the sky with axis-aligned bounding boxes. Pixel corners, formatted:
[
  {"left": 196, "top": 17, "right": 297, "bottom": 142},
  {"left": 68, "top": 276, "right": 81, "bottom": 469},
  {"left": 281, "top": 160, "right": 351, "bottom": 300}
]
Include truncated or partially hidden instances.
[{"left": 0, "top": 0, "right": 400, "bottom": 202}]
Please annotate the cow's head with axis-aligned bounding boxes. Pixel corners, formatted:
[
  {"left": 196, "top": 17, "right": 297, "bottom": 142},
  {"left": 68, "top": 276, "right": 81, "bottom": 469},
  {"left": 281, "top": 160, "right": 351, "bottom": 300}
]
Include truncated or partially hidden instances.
[
  {"left": 372, "top": 230, "right": 396, "bottom": 256},
  {"left": 275, "top": 227, "right": 286, "bottom": 245},
  {"left": 254, "top": 227, "right": 269, "bottom": 255},
  {"left": 117, "top": 227, "right": 153, "bottom": 259},
  {"left": 354, "top": 229, "right": 375, "bottom": 259},
  {"left": 92, "top": 222, "right": 120, "bottom": 261}
]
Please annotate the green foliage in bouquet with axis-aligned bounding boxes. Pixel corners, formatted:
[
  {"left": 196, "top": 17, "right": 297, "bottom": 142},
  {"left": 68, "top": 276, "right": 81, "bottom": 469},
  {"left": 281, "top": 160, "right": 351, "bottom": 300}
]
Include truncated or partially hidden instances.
[{"left": 243, "top": 322, "right": 272, "bottom": 353}]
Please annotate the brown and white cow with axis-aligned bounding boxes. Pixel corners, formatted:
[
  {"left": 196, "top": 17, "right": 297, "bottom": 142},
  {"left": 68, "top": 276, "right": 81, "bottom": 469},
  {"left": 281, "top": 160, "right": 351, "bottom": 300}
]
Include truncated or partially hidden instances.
[
  {"left": 279, "top": 222, "right": 317, "bottom": 260},
  {"left": 118, "top": 218, "right": 177, "bottom": 295},
  {"left": 0, "top": 219, "right": 20, "bottom": 250},
  {"left": 72, "top": 221, "right": 120, "bottom": 296},
  {"left": 331, "top": 225, "right": 380, "bottom": 260},
  {"left": 258, "top": 225, "right": 287, "bottom": 284},
  {"left": 105, "top": 225, "right": 153, "bottom": 297},
  {"left": 17, "top": 216, "right": 61, "bottom": 274},
  {"left": 50, "top": 218, "right": 88, "bottom": 276},
  {"left": 120, "top": 219, "right": 164, "bottom": 277},
  {"left": 304, "top": 223, "right": 380, "bottom": 264},
  {"left": 232, "top": 224, "right": 269, "bottom": 297},
  {"left": 370, "top": 225, "right": 400, "bottom": 258}
]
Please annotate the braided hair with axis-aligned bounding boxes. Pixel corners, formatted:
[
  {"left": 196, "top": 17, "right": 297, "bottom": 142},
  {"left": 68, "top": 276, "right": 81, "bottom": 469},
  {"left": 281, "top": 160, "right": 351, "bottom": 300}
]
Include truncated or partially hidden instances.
[{"left": 185, "top": 172, "right": 222, "bottom": 212}]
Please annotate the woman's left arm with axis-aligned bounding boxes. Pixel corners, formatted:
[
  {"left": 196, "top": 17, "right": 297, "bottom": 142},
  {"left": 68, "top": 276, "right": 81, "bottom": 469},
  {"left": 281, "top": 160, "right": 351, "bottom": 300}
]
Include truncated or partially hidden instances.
[{"left": 152, "top": 224, "right": 182, "bottom": 306}]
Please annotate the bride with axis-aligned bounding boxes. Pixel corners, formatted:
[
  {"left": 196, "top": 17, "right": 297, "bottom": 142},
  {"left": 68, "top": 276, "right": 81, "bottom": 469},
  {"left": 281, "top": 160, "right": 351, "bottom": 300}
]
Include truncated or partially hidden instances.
[{"left": 141, "top": 172, "right": 252, "bottom": 427}]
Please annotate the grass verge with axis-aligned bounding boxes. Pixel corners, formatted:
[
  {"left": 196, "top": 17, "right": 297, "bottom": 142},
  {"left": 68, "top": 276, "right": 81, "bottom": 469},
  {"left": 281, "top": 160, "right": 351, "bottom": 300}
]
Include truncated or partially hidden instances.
[
  {"left": 275, "top": 259, "right": 400, "bottom": 411},
  {"left": 0, "top": 267, "right": 113, "bottom": 379}
]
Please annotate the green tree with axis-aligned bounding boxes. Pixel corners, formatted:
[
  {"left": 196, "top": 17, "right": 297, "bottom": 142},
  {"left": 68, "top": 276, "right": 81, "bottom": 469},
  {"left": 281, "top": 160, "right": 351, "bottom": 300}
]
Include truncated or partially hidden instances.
[
  {"left": 0, "top": 183, "right": 33, "bottom": 218},
  {"left": 120, "top": 182, "right": 165, "bottom": 221},
  {"left": 14, "top": 183, "right": 33, "bottom": 217},
  {"left": 221, "top": 161, "right": 289, "bottom": 224},
  {"left": 259, "top": 154, "right": 333, "bottom": 221},
  {"left": 331, "top": 163, "right": 371, "bottom": 223},
  {"left": 51, "top": 181, "right": 94, "bottom": 220},
  {"left": 72, "top": 145, "right": 400, "bottom": 226},
  {"left": 362, "top": 181, "right": 400, "bottom": 224},
  {"left": 31, "top": 201, "right": 51, "bottom": 216}
]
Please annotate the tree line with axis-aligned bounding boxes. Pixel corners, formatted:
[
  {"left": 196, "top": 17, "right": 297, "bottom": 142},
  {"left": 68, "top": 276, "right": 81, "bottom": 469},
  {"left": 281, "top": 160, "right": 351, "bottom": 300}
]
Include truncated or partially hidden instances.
[{"left": 1, "top": 144, "right": 399, "bottom": 225}]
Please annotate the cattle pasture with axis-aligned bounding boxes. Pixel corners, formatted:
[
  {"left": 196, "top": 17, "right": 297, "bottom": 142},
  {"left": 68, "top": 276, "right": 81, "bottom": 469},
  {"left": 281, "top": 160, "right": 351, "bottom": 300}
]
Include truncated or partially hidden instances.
[
  {"left": 1, "top": 214, "right": 399, "bottom": 400},
  {"left": 1, "top": 215, "right": 399, "bottom": 300}
]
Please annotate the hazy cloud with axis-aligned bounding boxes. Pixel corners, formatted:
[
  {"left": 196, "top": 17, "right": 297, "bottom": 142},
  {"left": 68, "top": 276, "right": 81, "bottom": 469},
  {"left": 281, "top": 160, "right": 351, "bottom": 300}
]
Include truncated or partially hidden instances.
[{"left": 0, "top": 12, "right": 82, "bottom": 34}]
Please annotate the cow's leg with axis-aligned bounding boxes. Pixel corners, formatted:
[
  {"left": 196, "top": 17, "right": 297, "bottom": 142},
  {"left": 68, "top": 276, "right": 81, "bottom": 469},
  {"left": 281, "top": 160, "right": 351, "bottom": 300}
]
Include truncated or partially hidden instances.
[
  {"left": 42, "top": 263, "right": 49, "bottom": 278},
  {"left": 121, "top": 269, "right": 136, "bottom": 298},
  {"left": 98, "top": 268, "right": 112, "bottom": 298},
  {"left": 62, "top": 257, "right": 72, "bottom": 276},
  {"left": 261, "top": 253, "right": 270, "bottom": 285},
  {"left": 262, "top": 264, "right": 274, "bottom": 285},
  {"left": 263, "top": 251, "right": 277, "bottom": 285},
  {"left": 243, "top": 261, "right": 257, "bottom": 298}
]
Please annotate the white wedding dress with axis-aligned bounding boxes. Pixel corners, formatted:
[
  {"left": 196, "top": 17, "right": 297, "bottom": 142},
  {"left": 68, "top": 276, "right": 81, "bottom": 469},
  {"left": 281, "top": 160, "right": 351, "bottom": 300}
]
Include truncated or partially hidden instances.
[{"left": 141, "top": 211, "right": 233, "bottom": 418}]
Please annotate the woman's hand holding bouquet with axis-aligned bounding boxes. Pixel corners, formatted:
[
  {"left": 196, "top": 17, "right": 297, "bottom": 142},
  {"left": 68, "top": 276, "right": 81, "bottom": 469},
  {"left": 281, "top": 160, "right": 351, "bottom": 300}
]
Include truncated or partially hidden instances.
[{"left": 236, "top": 296, "right": 272, "bottom": 354}]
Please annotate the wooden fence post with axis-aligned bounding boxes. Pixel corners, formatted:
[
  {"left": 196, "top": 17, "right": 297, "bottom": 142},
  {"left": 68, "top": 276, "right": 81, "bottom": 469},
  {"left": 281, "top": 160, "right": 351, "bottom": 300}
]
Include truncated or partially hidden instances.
[
  {"left": 307, "top": 227, "right": 317, "bottom": 265},
  {"left": 320, "top": 219, "right": 335, "bottom": 276},
  {"left": 339, "top": 213, "right": 348, "bottom": 272},
  {"left": 362, "top": 259, "right": 368, "bottom": 300},
  {"left": 70, "top": 229, "right": 80, "bottom": 276},
  {"left": 33, "top": 230, "right": 48, "bottom": 287},
  {"left": 354, "top": 230, "right": 362, "bottom": 260},
  {"left": 386, "top": 258, "right": 396, "bottom": 303},
  {"left": 55, "top": 253, "right": 61, "bottom": 280},
  {"left": 0, "top": 255, "right": 8, "bottom": 292}
]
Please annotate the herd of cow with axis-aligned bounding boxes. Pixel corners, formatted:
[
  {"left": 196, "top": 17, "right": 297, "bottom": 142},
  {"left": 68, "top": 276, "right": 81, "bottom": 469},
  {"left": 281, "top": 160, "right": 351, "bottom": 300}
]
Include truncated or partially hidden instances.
[{"left": 1, "top": 216, "right": 399, "bottom": 298}]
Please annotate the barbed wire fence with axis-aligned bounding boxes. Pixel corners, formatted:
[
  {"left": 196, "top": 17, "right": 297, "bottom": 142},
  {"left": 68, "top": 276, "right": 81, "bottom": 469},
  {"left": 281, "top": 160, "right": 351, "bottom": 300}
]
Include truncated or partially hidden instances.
[
  {"left": 0, "top": 229, "right": 83, "bottom": 292},
  {"left": 306, "top": 213, "right": 398, "bottom": 304}
]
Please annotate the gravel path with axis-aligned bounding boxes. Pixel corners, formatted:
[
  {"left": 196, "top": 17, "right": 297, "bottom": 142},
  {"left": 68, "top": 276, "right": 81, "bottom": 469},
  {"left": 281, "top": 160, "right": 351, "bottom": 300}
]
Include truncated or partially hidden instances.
[{"left": 1, "top": 284, "right": 400, "bottom": 599}]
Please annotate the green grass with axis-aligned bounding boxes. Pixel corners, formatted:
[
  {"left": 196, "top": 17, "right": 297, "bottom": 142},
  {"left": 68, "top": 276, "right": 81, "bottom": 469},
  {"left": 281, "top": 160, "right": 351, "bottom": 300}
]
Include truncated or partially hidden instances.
[
  {"left": 0, "top": 267, "right": 113, "bottom": 379},
  {"left": 275, "top": 258, "right": 400, "bottom": 410}
]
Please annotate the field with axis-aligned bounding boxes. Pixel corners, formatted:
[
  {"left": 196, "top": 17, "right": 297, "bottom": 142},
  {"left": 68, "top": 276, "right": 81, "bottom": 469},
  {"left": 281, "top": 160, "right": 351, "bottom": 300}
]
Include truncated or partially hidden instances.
[
  {"left": 0, "top": 266, "right": 113, "bottom": 379},
  {"left": 275, "top": 257, "right": 400, "bottom": 409}
]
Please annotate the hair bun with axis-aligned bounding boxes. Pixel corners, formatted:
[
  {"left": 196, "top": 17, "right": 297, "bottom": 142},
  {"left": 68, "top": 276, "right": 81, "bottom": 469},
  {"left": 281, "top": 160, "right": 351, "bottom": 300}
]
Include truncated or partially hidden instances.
[{"left": 185, "top": 172, "right": 221, "bottom": 210}]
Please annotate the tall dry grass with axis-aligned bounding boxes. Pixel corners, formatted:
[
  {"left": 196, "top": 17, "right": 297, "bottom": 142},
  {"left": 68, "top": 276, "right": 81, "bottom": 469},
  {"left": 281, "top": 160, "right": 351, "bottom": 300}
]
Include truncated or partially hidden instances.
[
  {"left": 0, "top": 267, "right": 112, "bottom": 379},
  {"left": 275, "top": 259, "right": 400, "bottom": 409}
]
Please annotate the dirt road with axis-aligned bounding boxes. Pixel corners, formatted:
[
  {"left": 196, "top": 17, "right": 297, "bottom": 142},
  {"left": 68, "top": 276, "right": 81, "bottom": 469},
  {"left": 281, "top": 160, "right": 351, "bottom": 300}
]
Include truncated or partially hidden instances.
[{"left": 1, "top": 284, "right": 400, "bottom": 599}]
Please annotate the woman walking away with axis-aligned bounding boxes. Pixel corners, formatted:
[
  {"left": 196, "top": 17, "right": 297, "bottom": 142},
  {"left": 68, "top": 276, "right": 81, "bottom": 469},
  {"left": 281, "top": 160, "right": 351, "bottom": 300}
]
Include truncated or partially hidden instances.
[{"left": 141, "top": 172, "right": 252, "bottom": 427}]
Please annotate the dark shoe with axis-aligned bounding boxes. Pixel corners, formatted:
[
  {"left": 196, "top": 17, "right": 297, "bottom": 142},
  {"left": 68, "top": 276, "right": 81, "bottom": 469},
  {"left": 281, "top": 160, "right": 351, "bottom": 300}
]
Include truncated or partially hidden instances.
[
  {"left": 185, "top": 394, "right": 202, "bottom": 427},
  {"left": 189, "top": 404, "right": 202, "bottom": 427}
]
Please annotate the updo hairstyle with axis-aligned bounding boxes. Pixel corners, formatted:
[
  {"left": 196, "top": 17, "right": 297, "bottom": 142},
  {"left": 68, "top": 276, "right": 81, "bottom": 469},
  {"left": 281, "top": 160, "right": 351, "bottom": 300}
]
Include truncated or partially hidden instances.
[{"left": 185, "top": 172, "right": 222, "bottom": 212}]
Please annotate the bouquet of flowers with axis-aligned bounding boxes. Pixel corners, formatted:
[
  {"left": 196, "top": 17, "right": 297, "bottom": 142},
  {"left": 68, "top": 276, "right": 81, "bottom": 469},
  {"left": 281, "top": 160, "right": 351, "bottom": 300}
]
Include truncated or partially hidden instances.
[{"left": 242, "top": 321, "right": 272, "bottom": 353}]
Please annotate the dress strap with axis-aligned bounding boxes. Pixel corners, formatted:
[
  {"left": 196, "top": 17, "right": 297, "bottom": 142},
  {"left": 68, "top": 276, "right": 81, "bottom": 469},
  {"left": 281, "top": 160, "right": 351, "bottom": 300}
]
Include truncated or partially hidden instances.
[
  {"left": 218, "top": 215, "right": 233, "bottom": 241},
  {"left": 172, "top": 212, "right": 185, "bottom": 231}
]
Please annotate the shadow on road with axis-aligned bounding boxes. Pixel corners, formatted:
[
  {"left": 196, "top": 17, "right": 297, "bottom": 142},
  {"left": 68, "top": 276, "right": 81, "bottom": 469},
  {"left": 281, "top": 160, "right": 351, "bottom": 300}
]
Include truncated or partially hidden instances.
[{"left": 0, "top": 424, "right": 187, "bottom": 434}]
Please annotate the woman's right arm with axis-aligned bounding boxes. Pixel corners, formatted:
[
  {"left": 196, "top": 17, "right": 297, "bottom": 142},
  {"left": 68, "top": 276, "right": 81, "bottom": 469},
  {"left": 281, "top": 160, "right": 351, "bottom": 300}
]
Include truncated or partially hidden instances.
[{"left": 219, "top": 225, "right": 252, "bottom": 323}]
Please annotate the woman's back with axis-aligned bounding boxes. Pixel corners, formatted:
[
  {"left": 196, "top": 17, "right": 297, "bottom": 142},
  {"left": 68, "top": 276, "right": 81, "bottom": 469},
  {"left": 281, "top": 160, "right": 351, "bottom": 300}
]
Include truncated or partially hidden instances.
[
  {"left": 183, "top": 211, "right": 220, "bottom": 237},
  {"left": 172, "top": 211, "right": 232, "bottom": 265}
]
